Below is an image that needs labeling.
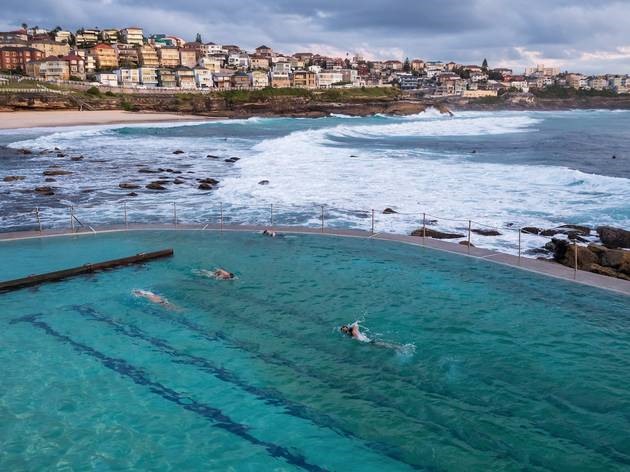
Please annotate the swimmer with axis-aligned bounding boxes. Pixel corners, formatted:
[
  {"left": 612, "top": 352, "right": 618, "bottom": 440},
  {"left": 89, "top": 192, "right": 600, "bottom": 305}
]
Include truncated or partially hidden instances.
[
  {"left": 133, "top": 289, "right": 176, "bottom": 310},
  {"left": 213, "top": 268, "right": 236, "bottom": 280},
  {"left": 340, "top": 322, "right": 370, "bottom": 342},
  {"left": 262, "top": 229, "right": 277, "bottom": 237}
]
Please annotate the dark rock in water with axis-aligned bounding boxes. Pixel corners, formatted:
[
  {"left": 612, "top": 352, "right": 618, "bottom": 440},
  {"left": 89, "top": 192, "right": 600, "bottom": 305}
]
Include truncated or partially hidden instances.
[
  {"left": 71, "top": 155, "right": 84, "bottom": 161},
  {"left": 521, "top": 226, "right": 542, "bottom": 235},
  {"left": 559, "top": 224, "right": 591, "bottom": 236},
  {"left": 3, "top": 175, "right": 25, "bottom": 182},
  {"left": 198, "top": 178, "right": 219, "bottom": 185},
  {"left": 81, "top": 188, "right": 95, "bottom": 193},
  {"left": 207, "top": 155, "right": 220, "bottom": 159},
  {"left": 127, "top": 192, "right": 138, "bottom": 197},
  {"left": 43, "top": 169, "right": 72, "bottom": 176},
  {"left": 172, "top": 170, "right": 182, "bottom": 174},
  {"left": 173, "top": 179, "right": 185, "bottom": 184},
  {"left": 173, "top": 150, "right": 185, "bottom": 154},
  {"left": 230, "top": 157, "right": 240, "bottom": 161},
  {"left": 45, "top": 178, "right": 56, "bottom": 182},
  {"left": 224, "top": 159, "right": 235, "bottom": 163},
  {"left": 138, "top": 168, "right": 159, "bottom": 174},
  {"left": 54, "top": 147, "right": 60, "bottom": 151},
  {"left": 411, "top": 228, "right": 465, "bottom": 239},
  {"left": 597, "top": 226, "right": 630, "bottom": 249},
  {"left": 18, "top": 148, "right": 33, "bottom": 155},
  {"left": 612, "top": 155, "right": 616, "bottom": 159},
  {"left": 472, "top": 228, "right": 502, "bottom": 236},
  {"left": 34, "top": 186, "right": 55, "bottom": 195},
  {"left": 56, "top": 153, "right": 66, "bottom": 158},
  {"left": 119, "top": 183, "right": 140, "bottom": 189},
  {"left": 153, "top": 179, "right": 170, "bottom": 185},
  {"left": 459, "top": 241, "right": 475, "bottom": 247},
  {"left": 506, "top": 223, "right": 514, "bottom": 227},
  {"left": 146, "top": 182, "right": 166, "bottom": 190},
  {"left": 350, "top": 155, "right": 358, "bottom": 157},
  {"left": 525, "top": 247, "right": 550, "bottom": 256},
  {"left": 198, "top": 183, "right": 213, "bottom": 190},
  {"left": 471, "top": 150, "right": 477, "bottom": 154},
  {"left": 383, "top": 208, "right": 398, "bottom": 214},
  {"left": 258, "top": 180, "right": 270, "bottom": 185}
]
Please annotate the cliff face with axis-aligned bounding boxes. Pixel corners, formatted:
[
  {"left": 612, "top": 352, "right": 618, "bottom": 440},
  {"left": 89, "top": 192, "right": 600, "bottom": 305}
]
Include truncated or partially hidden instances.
[{"left": 0, "top": 92, "right": 453, "bottom": 117}]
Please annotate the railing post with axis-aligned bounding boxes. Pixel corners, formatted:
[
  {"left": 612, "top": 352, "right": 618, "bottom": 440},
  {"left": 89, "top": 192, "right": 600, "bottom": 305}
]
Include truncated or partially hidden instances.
[
  {"left": 467, "top": 220, "right": 472, "bottom": 253},
  {"left": 422, "top": 212, "right": 426, "bottom": 243},
  {"left": 270, "top": 204, "right": 274, "bottom": 227},
  {"left": 123, "top": 201, "right": 128, "bottom": 229},
  {"left": 220, "top": 202, "right": 223, "bottom": 232},
  {"left": 574, "top": 239, "right": 578, "bottom": 280},
  {"left": 35, "top": 207, "right": 42, "bottom": 233},
  {"left": 173, "top": 202, "right": 177, "bottom": 227},
  {"left": 518, "top": 227, "right": 522, "bottom": 266},
  {"left": 371, "top": 209, "right": 375, "bottom": 235},
  {"left": 70, "top": 206, "right": 75, "bottom": 232},
  {"left": 321, "top": 205, "right": 325, "bottom": 233}
]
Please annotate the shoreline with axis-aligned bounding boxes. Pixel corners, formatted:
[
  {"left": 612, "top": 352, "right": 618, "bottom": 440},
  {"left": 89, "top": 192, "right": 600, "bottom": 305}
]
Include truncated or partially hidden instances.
[{"left": 0, "top": 110, "right": 220, "bottom": 130}]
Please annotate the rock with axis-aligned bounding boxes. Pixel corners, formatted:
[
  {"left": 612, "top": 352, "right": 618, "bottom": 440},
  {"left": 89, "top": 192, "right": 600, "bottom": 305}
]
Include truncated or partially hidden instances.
[
  {"left": 81, "top": 188, "right": 95, "bottom": 193},
  {"left": 258, "top": 180, "right": 270, "bottom": 185},
  {"left": 559, "top": 224, "right": 591, "bottom": 236},
  {"left": 459, "top": 241, "right": 475, "bottom": 247},
  {"left": 198, "top": 178, "right": 219, "bottom": 185},
  {"left": 207, "top": 154, "right": 220, "bottom": 159},
  {"left": 71, "top": 155, "right": 84, "bottom": 161},
  {"left": 18, "top": 148, "right": 33, "bottom": 155},
  {"left": 138, "top": 168, "right": 159, "bottom": 174},
  {"left": 153, "top": 179, "right": 170, "bottom": 185},
  {"left": 521, "top": 226, "right": 541, "bottom": 235},
  {"left": 598, "top": 247, "right": 630, "bottom": 268},
  {"left": 597, "top": 226, "right": 630, "bottom": 249},
  {"left": 119, "top": 183, "right": 140, "bottom": 189},
  {"left": 198, "top": 183, "right": 213, "bottom": 190},
  {"left": 173, "top": 179, "right": 185, "bottom": 184},
  {"left": 230, "top": 157, "right": 240, "bottom": 161},
  {"left": 471, "top": 228, "right": 502, "bottom": 236},
  {"left": 3, "top": 175, "right": 25, "bottom": 182},
  {"left": 552, "top": 240, "right": 598, "bottom": 270},
  {"left": 127, "top": 192, "right": 138, "bottom": 197},
  {"left": 34, "top": 186, "right": 55, "bottom": 196},
  {"left": 173, "top": 150, "right": 185, "bottom": 154},
  {"left": 56, "top": 153, "right": 66, "bottom": 158},
  {"left": 411, "top": 228, "right": 465, "bottom": 239},
  {"left": 589, "top": 263, "right": 619, "bottom": 278},
  {"left": 224, "top": 159, "right": 235, "bottom": 163},
  {"left": 383, "top": 208, "right": 398, "bottom": 214},
  {"left": 43, "top": 169, "right": 72, "bottom": 176},
  {"left": 146, "top": 183, "right": 166, "bottom": 190},
  {"left": 45, "top": 178, "right": 56, "bottom": 182},
  {"left": 54, "top": 147, "right": 60, "bottom": 151}
]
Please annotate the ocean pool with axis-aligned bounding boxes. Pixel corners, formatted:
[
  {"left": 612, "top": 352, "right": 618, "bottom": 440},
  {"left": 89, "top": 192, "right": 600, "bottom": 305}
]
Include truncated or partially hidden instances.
[{"left": 1, "top": 230, "right": 629, "bottom": 471}]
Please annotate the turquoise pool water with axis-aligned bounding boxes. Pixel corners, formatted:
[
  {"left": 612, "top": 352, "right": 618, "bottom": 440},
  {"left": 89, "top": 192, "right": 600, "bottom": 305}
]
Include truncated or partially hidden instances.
[{"left": 1, "top": 230, "right": 629, "bottom": 471}]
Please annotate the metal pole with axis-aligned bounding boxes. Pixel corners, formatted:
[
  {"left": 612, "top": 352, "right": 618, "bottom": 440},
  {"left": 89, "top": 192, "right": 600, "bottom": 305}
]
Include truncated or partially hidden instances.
[
  {"left": 123, "top": 201, "right": 128, "bottom": 229},
  {"left": 70, "top": 206, "right": 75, "bottom": 232},
  {"left": 35, "top": 207, "right": 42, "bottom": 233},
  {"left": 518, "top": 228, "right": 521, "bottom": 266},
  {"left": 321, "top": 205, "right": 324, "bottom": 233},
  {"left": 467, "top": 220, "right": 472, "bottom": 253},
  {"left": 270, "top": 204, "right": 274, "bottom": 227},
  {"left": 371, "top": 209, "right": 375, "bottom": 235},
  {"left": 422, "top": 212, "right": 426, "bottom": 243},
  {"left": 173, "top": 202, "right": 177, "bottom": 227},
  {"left": 574, "top": 239, "right": 578, "bottom": 280},
  {"left": 220, "top": 203, "right": 223, "bottom": 232}
]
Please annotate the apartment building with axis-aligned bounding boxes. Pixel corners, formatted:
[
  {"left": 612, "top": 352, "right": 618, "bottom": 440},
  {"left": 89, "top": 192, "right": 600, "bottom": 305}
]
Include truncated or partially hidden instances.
[
  {"left": 116, "top": 67, "right": 140, "bottom": 86},
  {"left": 198, "top": 56, "right": 222, "bottom": 72},
  {"left": 179, "top": 49, "right": 197, "bottom": 68},
  {"left": 29, "top": 39, "right": 70, "bottom": 57},
  {"left": 100, "top": 29, "right": 120, "bottom": 44},
  {"left": 175, "top": 67, "right": 196, "bottom": 89},
  {"left": 90, "top": 43, "right": 118, "bottom": 70},
  {"left": 54, "top": 30, "right": 72, "bottom": 43},
  {"left": 249, "top": 69, "right": 269, "bottom": 88},
  {"left": 193, "top": 66, "right": 213, "bottom": 88},
  {"left": 0, "top": 46, "right": 44, "bottom": 70},
  {"left": 318, "top": 71, "right": 344, "bottom": 87},
  {"left": 137, "top": 44, "right": 159, "bottom": 67},
  {"left": 96, "top": 72, "right": 118, "bottom": 87},
  {"left": 213, "top": 72, "right": 232, "bottom": 89},
  {"left": 158, "top": 47, "right": 180, "bottom": 68},
  {"left": 26, "top": 56, "right": 70, "bottom": 81},
  {"left": 120, "top": 27, "right": 144, "bottom": 46},
  {"left": 270, "top": 71, "right": 290, "bottom": 88},
  {"left": 250, "top": 55, "right": 270, "bottom": 70},
  {"left": 63, "top": 53, "right": 86, "bottom": 80},
  {"left": 291, "top": 70, "right": 317, "bottom": 88},
  {"left": 138, "top": 67, "right": 158, "bottom": 86},
  {"left": 230, "top": 71, "right": 250, "bottom": 89},
  {"left": 157, "top": 68, "right": 177, "bottom": 87},
  {"left": 75, "top": 29, "right": 100, "bottom": 48},
  {"left": 115, "top": 43, "right": 139, "bottom": 67}
]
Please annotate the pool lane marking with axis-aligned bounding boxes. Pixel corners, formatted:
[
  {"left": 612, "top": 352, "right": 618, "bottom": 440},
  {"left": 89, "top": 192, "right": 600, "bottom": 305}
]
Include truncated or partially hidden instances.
[
  {"left": 12, "top": 314, "right": 327, "bottom": 472},
  {"left": 72, "top": 305, "right": 423, "bottom": 471}
]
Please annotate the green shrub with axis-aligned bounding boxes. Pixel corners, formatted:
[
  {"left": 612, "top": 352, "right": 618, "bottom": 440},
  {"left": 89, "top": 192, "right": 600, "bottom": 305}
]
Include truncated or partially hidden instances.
[{"left": 86, "top": 86, "right": 101, "bottom": 96}]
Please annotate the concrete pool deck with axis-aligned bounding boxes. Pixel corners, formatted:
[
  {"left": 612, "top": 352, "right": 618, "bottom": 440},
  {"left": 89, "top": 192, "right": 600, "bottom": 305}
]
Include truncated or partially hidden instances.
[{"left": 1, "top": 223, "right": 629, "bottom": 297}]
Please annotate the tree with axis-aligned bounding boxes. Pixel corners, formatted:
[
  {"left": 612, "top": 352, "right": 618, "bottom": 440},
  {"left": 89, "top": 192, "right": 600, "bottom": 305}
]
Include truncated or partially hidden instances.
[
  {"left": 403, "top": 57, "right": 411, "bottom": 72},
  {"left": 195, "top": 33, "right": 203, "bottom": 43},
  {"left": 21, "top": 22, "right": 27, "bottom": 31},
  {"left": 482, "top": 58, "right": 488, "bottom": 70}
]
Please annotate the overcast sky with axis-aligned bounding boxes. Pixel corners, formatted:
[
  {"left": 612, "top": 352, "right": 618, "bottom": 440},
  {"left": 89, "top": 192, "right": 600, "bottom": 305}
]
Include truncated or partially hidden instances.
[{"left": 3, "top": 0, "right": 630, "bottom": 74}]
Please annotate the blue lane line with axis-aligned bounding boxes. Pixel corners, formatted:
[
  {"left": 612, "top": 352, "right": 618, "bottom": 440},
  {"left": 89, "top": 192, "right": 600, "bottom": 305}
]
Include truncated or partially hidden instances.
[
  {"left": 13, "top": 314, "right": 327, "bottom": 472},
  {"left": 72, "top": 304, "right": 419, "bottom": 470}
]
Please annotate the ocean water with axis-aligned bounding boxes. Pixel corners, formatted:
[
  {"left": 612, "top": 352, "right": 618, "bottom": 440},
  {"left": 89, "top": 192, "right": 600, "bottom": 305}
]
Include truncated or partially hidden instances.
[
  {"left": 1, "top": 109, "right": 629, "bottom": 254},
  {"left": 1, "top": 230, "right": 629, "bottom": 471}
]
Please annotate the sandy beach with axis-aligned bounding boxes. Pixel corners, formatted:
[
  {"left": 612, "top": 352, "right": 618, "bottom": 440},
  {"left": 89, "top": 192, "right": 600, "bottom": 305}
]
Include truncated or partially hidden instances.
[{"left": 0, "top": 110, "right": 215, "bottom": 130}]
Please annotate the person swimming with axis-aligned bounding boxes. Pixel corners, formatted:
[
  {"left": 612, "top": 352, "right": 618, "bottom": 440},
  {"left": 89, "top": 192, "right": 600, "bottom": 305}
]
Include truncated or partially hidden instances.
[
  {"left": 212, "top": 268, "right": 236, "bottom": 280},
  {"left": 132, "top": 289, "right": 176, "bottom": 310},
  {"left": 340, "top": 322, "right": 371, "bottom": 342},
  {"left": 262, "top": 229, "right": 276, "bottom": 237}
]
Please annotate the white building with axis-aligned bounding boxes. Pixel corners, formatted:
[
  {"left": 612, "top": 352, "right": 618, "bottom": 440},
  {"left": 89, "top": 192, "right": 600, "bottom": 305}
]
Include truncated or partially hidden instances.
[
  {"left": 193, "top": 66, "right": 213, "bottom": 88},
  {"left": 96, "top": 72, "right": 118, "bottom": 87},
  {"left": 205, "top": 43, "right": 228, "bottom": 55},
  {"left": 116, "top": 68, "right": 140, "bottom": 86},
  {"left": 249, "top": 70, "right": 269, "bottom": 88},
  {"left": 273, "top": 61, "right": 292, "bottom": 74},
  {"left": 198, "top": 56, "right": 223, "bottom": 72},
  {"left": 318, "top": 71, "right": 344, "bottom": 88},
  {"left": 227, "top": 53, "right": 249, "bottom": 69},
  {"left": 139, "top": 67, "right": 158, "bottom": 86}
]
